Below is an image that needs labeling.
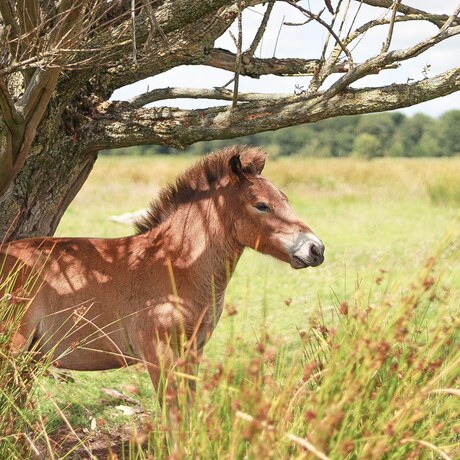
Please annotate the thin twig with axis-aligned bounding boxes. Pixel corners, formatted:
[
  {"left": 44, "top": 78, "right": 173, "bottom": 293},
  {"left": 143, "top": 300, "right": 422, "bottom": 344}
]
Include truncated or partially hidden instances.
[
  {"left": 284, "top": 19, "right": 312, "bottom": 26},
  {"left": 228, "top": 29, "right": 237, "bottom": 47},
  {"left": 310, "top": 1, "right": 349, "bottom": 93},
  {"left": 222, "top": 76, "right": 235, "bottom": 88},
  {"left": 141, "top": 0, "right": 169, "bottom": 47},
  {"left": 131, "top": 0, "right": 137, "bottom": 64},
  {"left": 361, "top": 0, "right": 459, "bottom": 28},
  {"left": 320, "top": 0, "right": 345, "bottom": 65},
  {"left": 381, "top": 0, "right": 402, "bottom": 53},
  {"left": 346, "top": 0, "right": 362, "bottom": 39},
  {"left": 273, "top": 14, "right": 285, "bottom": 57},
  {"left": 347, "top": 14, "right": 430, "bottom": 48},
  {"left": 440, "top": 2, "right": 460, "bottom": 32},
  {"left": 285, "top": 0, "right": 353, "bottom": 64},
  {"left": 247, "top": 1, "right": 274, "bottom": 56},
  {"left": 232, "top": 1, "right": 243, "bottom": 109}
]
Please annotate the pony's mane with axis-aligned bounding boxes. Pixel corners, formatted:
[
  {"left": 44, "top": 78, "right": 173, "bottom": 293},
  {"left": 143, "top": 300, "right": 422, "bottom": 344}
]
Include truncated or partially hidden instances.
[{"left": 134, "top": 146, "right": 266, "bottom": 234}]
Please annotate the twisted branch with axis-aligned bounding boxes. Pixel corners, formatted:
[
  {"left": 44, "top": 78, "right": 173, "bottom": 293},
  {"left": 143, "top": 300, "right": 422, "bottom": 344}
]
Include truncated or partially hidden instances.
[{"left": 87, "top": 65, "right": 460, "bottom": 151}]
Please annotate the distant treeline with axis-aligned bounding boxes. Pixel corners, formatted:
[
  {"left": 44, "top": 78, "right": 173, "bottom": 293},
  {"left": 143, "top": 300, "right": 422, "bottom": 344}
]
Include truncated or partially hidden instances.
[{"left": 105, "top": 110, "right": 460, "bottom": 158}]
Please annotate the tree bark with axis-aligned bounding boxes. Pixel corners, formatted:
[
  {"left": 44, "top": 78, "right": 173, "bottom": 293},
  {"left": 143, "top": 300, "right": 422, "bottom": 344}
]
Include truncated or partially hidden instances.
[
  {"left": 83, "top": 66, "right": 460, "bottom": 151},
  {"left": 0, "top": 129, "right": 97, "bottom": 241}
]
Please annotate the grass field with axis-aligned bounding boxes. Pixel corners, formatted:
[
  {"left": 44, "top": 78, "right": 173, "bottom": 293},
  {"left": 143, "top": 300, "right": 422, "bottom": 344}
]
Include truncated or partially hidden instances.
[{"left": 2, "top": 154, "right": 460, "bottom": 458}]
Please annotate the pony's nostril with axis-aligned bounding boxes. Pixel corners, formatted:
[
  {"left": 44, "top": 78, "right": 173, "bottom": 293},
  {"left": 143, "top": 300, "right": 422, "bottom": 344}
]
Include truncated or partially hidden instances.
[{"left": 311, "top": 244, "right": 321, "bottom": 257}]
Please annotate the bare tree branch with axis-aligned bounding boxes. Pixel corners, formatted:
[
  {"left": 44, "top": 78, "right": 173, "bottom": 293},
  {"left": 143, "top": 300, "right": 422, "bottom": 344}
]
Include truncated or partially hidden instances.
[
  {"left": 327, "top": 24, "right": 460, "bottom": 98},
  {"left": 358, "top": 0, "right": 460, "bottom": 28},
  {"left": 246, "top": 1, "right": 275, "bottom": 56},
  {"left": 71, "top": 0, "right": 454, "bottom": 101},
  {"left": 347, "top": 13, "right": 434, "bottom": 46},
  {"left": 206, "top": 48, "right": 354, "bottom": 77},
  {"left": 381, "top": 0, "right": 401, "bottom": 53},
  {"left": 128, "top": 87, "right": 292, "bottom": 108},
  {"left": 86, "top": 66, "right": 460, "bottom": 151},
  {"left": 232, "top": 1, "right": 243, "bottom": 108}
]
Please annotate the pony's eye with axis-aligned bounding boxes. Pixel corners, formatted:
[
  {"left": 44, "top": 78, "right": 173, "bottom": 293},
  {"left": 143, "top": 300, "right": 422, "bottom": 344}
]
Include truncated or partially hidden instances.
[{"left": 254, "top": 203, "right": 270, "bottom": 213}]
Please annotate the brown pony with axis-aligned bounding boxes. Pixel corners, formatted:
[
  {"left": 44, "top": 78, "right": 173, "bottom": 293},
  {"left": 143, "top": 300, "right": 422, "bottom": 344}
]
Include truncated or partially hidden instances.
[{"left": 0, "top": 146, "right": 324, "bottom": 402}]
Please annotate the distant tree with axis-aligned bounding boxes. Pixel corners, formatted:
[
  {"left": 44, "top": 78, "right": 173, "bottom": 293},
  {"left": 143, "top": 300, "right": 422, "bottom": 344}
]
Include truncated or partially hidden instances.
[
  {"left": 417, "top": 128, "right": 443, "bottom": 157},
  {"left": 356, "top": 113, "right": 399, "bottom": 155},
  {"left": 387, "top": 134, "right": 406, "bottom": 157},
  {"left": 1, "top": 1, "right": 460, "bottom": 240},
  {"left": 438, "top": 110, "right": 460, "bottom": 156},
  {"left": 317, "top": 116, "right": 360, "bottom": 157},
  {"left": 270, "top": 126, "right": 307, "bottom": 155},
  {"left": 352, "top": 133, "right": 381, "bottom": 158},
  {"left": 399, "top": 114, "right": 433, "bottom": 156},
  {"left": 389, "top": 112, "right": 406, "bottom": 126}
]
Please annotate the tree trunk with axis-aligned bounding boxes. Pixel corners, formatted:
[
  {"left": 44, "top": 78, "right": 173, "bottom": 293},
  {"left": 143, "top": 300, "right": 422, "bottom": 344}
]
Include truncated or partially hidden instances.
[{"left": 0, "top": 129, "right": 97, "bottom": 241}]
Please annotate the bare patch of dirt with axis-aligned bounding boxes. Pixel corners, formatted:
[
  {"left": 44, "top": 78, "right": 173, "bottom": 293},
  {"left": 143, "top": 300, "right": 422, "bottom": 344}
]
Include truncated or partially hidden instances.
[{"left": 41, "top": 424, "right": 145, "bottom": 459}]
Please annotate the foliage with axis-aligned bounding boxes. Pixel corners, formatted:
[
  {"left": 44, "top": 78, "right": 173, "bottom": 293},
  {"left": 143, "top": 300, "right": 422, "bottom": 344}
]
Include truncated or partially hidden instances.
[
  {"left": 352, "top": 133, "right": 381, "bottom": 159},
  {"left": 108, "top": 110, "right": 460, "bottom": 159}
]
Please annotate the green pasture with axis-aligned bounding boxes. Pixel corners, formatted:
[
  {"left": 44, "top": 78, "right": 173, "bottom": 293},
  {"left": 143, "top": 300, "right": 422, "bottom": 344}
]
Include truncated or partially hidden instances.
[{"left": 3, "top": 154, "right": 460, "bottom": 458}]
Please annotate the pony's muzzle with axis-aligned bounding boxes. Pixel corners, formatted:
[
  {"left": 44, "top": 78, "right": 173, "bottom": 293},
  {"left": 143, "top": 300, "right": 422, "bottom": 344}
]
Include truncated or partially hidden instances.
[{"left": 290, "top": 234, "right": 325, "bottom": 269}]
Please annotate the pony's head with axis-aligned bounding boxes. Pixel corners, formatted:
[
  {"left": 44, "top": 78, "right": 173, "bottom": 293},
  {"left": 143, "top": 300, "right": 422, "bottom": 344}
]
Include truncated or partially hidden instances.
[{"left": 228, "top": 149, "right": 324, "bottom": 269}]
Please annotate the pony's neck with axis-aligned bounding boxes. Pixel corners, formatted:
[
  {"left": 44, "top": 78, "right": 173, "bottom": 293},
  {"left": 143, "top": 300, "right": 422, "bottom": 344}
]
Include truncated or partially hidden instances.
[{"left": 151, "top": 194, "right": 243, "bottom": 299}]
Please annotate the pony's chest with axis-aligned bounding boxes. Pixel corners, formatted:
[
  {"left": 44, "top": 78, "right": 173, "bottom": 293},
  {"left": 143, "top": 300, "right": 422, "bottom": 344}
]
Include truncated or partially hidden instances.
[
  {"left": 139, "top": 294, "right": 224, "bottom": 349},
  {"left": 193, "top": 298, "right": 225, "bottom": 350}
]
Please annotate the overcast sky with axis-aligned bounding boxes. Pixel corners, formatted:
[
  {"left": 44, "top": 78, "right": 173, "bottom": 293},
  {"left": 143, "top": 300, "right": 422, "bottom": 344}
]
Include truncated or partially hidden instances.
[{"left": 114, "top": 1, "right": 460, "bottom": 117}]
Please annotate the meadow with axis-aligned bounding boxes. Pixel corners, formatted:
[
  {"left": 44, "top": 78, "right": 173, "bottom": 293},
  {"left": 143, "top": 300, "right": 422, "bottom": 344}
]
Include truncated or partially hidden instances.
[{"left": 1, "top": 154, "right": 459, "bottom": 458}]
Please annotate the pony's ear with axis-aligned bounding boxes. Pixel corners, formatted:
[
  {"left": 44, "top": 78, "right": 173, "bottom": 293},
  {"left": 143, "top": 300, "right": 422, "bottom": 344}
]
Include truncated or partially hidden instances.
[
  {"left": 240, "top": 149, "right": 266, "bottom": 175},
  {"left": 229, "top": 154, "right": 244, "bottom": 183},
  {"left": 252, "top": 154, "right": 266, "bottom": 175}
]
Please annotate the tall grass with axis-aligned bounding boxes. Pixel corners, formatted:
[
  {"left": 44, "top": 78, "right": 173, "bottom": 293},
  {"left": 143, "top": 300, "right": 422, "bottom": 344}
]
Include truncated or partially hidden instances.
[
  {"left": 0, "top": 267, "right": 54, "bottom": 458},
  {"left": 28, "top": 237, "right": 457, "bottom": 459},
  {"left": 113, "top": 237, "right": 458, "bottom": 459},
  {"left": 427, "top": 175, "right": 460, "bottom": 206}
]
